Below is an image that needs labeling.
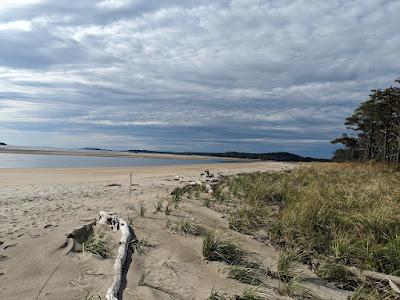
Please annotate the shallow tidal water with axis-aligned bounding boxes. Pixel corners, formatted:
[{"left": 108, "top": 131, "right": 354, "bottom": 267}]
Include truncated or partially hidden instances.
[{"left": 0, "top": 153, "right": 240, "bottom": 168}]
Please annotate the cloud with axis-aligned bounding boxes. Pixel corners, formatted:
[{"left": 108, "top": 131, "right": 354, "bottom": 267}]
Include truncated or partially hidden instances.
[{"left": 0, "top": 0, "right": 399, "bottom": 157}]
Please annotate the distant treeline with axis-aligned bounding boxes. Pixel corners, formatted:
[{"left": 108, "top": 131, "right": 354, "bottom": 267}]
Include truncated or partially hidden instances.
[
  {"left": 127, "top": 150, "right": 328, "bottom": 162},
  {"left": 332, "top": 78, "right": 400, "bottom": 163}
]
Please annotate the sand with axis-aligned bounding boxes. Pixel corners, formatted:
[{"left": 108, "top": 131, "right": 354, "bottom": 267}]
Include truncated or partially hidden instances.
[{"left": 0, "top": 161, "right": 350, "bottom": 300}]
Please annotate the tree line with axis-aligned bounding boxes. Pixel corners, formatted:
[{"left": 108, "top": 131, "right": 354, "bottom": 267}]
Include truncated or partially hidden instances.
[{"left": 331, "top": 78, "right": 400, "bottom": 163}]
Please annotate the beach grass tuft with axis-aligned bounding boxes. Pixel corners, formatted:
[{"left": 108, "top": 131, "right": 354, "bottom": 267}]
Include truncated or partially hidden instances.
[
  {"left": 82, "top": 231, "right": 111, "bottom": 259},
  {"left": 227, "top": 266, "right": 266, "bottom": 285},
  {"left": 166, "top": 218, "right": 207, "bottom": 236},
  {"left": 131, "top": 238, "right": 156, "bottom": 255},
  {"left": 138, "top": 201, "right": 146, "bottom": 217},
  {"left": 153, "top": 198, "right": 164, "bottom": 212},
  {"left": 202, "top": 231, "right": 245, "bottom": 264}
]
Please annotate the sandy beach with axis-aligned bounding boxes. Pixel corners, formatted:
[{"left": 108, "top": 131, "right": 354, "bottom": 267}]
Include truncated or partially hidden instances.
[{"left": 0, "top": 161, "right": 349, "bottom": 300}]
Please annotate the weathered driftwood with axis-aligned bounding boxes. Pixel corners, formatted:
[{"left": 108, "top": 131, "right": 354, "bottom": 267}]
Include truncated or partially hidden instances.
[
  {"left": 98, "top": 211, "right": 132, "bottom": 300},
  {"left": 344, "top": 265, "right": 400, "bottom": 289}
]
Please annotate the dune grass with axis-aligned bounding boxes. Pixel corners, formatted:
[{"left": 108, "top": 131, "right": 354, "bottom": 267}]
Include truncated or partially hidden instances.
[
  {"left": 153, "top": 198, "right": 164, "bottom": 212},
  {"left": 138, "top": 201, "right": 146, "bottom": 217},
  {"left": 227, "top": 266, "right": 266, "bottom": 285},
  {"left": 207, "top": 289, "right": 232, "bottom": 300},
  {"left": 202, "top": 231, "right": 247, "bottom": 265},
  {"left": 171, "top": 184, "right": 206, "bottom": 208},
  {"left": 131, "top": 237, "right": 157, "bottom": 255},
  {"left": 166, "top": 217, "right": 207, "bottom": 236},
  {"left": 82, "top": 231, "right": 111, "bottom": 259},
  {"left": 228, "top": 206, "right": 271, "bottom": 235},
  {"left": 208, "top": 288, "right": 277, "bottom": 300},
  {"left": 276, "top": 249, "right": 299, "bottom": 282},
  {"left": 217, "top": 163, "right": 400, "bottom": 277}
]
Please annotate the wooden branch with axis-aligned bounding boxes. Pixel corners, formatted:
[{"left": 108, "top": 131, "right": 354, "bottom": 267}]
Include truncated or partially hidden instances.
[
  {"left": 97, "top": 211, "right": 132, "bottom": 300},
  {"left": 344, "top": 265, "right": 400, "bottom": 289}
]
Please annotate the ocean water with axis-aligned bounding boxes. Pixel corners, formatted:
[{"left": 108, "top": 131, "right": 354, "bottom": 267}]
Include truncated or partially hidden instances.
[{"left": 0, "top": 153, "right": 239, "bottom": 168}]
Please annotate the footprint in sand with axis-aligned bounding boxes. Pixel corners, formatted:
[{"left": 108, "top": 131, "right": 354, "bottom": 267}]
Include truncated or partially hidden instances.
[
  {"left": 3, "top": 243, "right": 17, "bottom": 250},
  {"left": 43, "top": 224, "right": 58, "bottom": 229},
  {"left": 0, "top": 255, "right": 8, "bottom": 262}
]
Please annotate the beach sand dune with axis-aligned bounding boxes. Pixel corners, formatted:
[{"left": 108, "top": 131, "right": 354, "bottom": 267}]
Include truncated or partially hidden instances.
[{"left": 0, "top": 161, "right": 346, "bottom": 300}]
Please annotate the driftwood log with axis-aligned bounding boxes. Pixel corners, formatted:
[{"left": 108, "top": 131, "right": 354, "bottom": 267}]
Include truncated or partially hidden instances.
[
  {"left": 97, "top": 211, "right": 132, "bottom": 300},
  {"left": 344, "top": 266, "right": 400, "bottom": 292}
]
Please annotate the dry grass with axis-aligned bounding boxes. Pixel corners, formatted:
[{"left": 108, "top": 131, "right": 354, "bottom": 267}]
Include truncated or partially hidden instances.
[
  {"left": 170, "top": 184, "right": 206, "bottom": 208},
  {"left": 131, "top": 238, "right": 157, "bottom": 255},
  {"left": 228, "top": 206, "right": 271, "bottom": 235},
  {"left": 202, "top": 231, "right": 256, "bottom": 266},
  {"left": 218, "top": 163, "right": 400, "bottom": 276},
  {"left": 166, "top": 217, "right": 207, "bottom": 236},
  {"left": 153, "top": 198, "right": 164, "bottom": 212},
  {"left": 227, "top": 266, "right": 266, "bottom": 285},
  {"left": 208, "top": 288, "right": 277, "bottom": 300},
  {"left": 138, "top": 201, "right": 146, "bottom": 217}
]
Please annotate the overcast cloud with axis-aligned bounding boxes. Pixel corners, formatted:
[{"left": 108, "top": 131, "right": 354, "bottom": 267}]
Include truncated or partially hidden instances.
[{"left": 0, "top": 0, "right": 399, "bottom": 157}]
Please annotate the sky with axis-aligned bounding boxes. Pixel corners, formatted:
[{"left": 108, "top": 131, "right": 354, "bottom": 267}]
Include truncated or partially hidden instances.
[{"left": 0, "top": 0, "right": 399, "bottom": 158}]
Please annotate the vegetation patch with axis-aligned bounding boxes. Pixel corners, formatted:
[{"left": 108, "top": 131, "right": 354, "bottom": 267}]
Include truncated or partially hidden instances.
[
  {"left": 228, "top": 206, "right": 271, "bottom": 235},
  {"left": 316, "top": 262, "right": 359, "bottom": 290},
  {"left": 208, "top": 288, "right": 275, "bottom": 300},
  {"left": 166, "top": 217, "right": 207, "bottom": 236},
  {"left": 227, "top": 266, "right": 266, "bottom": 285},
  {"left": 153, "top": 198, "right": 164, "bottom": 212},
  {"left": 202, "top": 231, "right": 252, "bottom": 266},
  {"left": 82, "top": 231, "right": 111, "bottom": 259},
  {"left": 171, "top": 184, "right": 206, "bottom": 205},
  {"left": 217, "top": 164, "right": 400, "bottom": 277},
  {"left": 131, "top": 238, "right": 157, "bottom": 255}
]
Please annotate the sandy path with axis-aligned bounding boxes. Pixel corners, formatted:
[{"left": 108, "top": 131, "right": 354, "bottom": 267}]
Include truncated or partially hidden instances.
[{"left": 0, "top": 161, "right": 347, "bottom": 300}]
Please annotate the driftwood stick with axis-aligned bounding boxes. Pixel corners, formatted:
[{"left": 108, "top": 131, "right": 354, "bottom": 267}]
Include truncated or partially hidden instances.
[
  {"left": 97, "top": 211, "right": 132, "bottom": 300},
  {"left": 344, "top": 265, "right": 400, "bottom": 287},
  {"left": 129, "top": 173, "right": 132, "bottom": 199}
]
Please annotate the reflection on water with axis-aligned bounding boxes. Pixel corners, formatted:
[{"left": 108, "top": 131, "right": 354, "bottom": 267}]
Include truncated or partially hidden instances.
[{"left": 0, "top": 153, "right": 237, "bottom": 168}]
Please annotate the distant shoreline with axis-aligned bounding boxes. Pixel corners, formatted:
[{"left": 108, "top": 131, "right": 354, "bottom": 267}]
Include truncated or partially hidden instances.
[{"left": 0, "top": 146, "right": 242, "bottom": 161}]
